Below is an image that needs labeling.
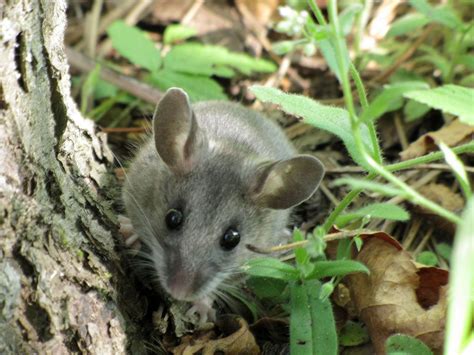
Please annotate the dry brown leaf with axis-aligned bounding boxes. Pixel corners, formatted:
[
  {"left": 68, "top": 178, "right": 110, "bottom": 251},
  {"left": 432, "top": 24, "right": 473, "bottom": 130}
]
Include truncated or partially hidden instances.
[
  {"left": 172, "top": 315, "right": 260, "bottom": 355},
  {"left": 400, "top": 119, "right": 474, "bottom": 160},
  {"left": 347, "top": 234, "right": 448, "bottom": 354},
  {"left": 413, "top": 183, "right": 464, "bottom": 234},
  {"left": 235, "top": 0, "right": 280, "bottom": 25}
]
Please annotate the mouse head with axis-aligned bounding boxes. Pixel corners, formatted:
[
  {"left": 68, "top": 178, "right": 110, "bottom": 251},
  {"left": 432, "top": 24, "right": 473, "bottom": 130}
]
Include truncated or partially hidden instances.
[{"left": 148, "top": 88, "right": 324, "bottom": 302}]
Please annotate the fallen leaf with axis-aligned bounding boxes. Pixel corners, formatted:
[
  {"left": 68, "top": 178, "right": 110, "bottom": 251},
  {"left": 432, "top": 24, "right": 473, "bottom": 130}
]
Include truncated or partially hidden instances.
[
  {"left": 347, "top": 233, "right": 447, "bottom": 354},
  {"left": 400, "top": 119, "right": 474, "bottom": 160},
  {"left": 413, "top": 183, "right": 464, "bottom": 234},
  {"left": 235, "top": 0, "right": 280, "bottom": 26},
  {"left": 171, "top": 315, "right": 260, "bottom": 355}
]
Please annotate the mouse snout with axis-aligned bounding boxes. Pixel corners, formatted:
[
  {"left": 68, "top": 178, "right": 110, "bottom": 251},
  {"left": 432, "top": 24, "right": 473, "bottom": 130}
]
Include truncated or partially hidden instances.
[{"left": 166, "top": 267, "right": 207, "bottom": 301}]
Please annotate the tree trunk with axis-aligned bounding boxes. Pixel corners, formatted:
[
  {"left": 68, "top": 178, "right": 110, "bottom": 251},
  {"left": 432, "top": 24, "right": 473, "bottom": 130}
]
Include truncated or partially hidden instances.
[{"left": 0, "top": 1, "right": 144, "bottom": 353}]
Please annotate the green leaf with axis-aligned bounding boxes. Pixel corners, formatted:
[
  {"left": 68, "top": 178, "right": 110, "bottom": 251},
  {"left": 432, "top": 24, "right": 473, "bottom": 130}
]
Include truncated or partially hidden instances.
[
  {"left": 445, "top": 197, "right": 474, "bottom": 354},
  {"left": 339, "top": 321, "right": 370, "bottom": 346},
  {"left": 409, "top": 0, "right": 463, "bottom": 29},
  {"left": 404, "top": 85, "right": 474, "bottom": 125},
  {"left": 306, "top": 19, "right": 346, "bottom": 82},
  {"left": 435, "top": 242, "right": 452, "bottom": 262},
  {"left": 148, "top": 69, "right": 227, "bottom": 101},
  {"left": 387, "top": 13, "right": 430, "bottom": 37},
  {"left": 439, "top": 142, "right": 472, "bottom": 198},
  {"left": 416, "top": 251, "right": 438, "bottom": 266},
  {"left": 81, "top": 64, "right": 101, "bottom": 114},
  {"left": 361, "top": 81, "right": 429, "bottom": 122},
  {"left": 404, "top": 100, "right": 430, "bottom": 122},
  {"left": 107, "top": 20, "right": 161, "bottom": 72},
  {"left": 243, "top": 258, "right": 299, "bottom": 281},
  {"left": 339, "top": 4, "right": 363, "bottom": 36},
  {"left": 163, "top": 43, "right": 276, "bottom": 78},
  {"left": 272, "top": 40, "right": 306, "bottom": 55},
  {"left": 336, "top": 202, "right": 410, "bottom": 226},
  {"left": 246, "top": 277, "right": 288, "bottom": 300},
  {"left": 305, "top": 260, "right": 369, "bottom": 280},
  {"left": 293, "top": 229, "right": 309, "bottom": 267},
  {"left": 333, "top": 178, "right": 406, "bottom": 197},
  {"left": 290, "top": 280, "right": 338, "bottom": 355},
  {"left": 163, "top": 24, "right": 197, "bottom": 44},
  {"left": 386, "top": 334, "right": 433, "bottom": 354},
  {"left": 94, "top": 79, "right": 118, "bottom": 100},
  {"left": 250, "top": 86, "right": 373, "bottom": 169}
]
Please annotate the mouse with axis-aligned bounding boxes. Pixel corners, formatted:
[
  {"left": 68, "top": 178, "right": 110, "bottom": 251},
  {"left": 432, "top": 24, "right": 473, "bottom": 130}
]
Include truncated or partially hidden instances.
[{"left": 120, "top": 87, "right": 325, "bottom": 323}]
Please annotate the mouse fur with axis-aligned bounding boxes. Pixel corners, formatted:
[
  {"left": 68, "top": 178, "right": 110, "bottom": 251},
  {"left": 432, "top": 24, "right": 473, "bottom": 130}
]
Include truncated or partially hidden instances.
[{"left": 122, "top": 88, "right": 325, "bottom": 314}]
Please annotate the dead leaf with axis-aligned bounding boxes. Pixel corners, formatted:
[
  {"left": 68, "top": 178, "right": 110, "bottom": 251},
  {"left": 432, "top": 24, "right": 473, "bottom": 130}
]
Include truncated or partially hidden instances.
[
  {"left": 400, "top": 119, "right": 474, "bottom": 160},
  {"left": 347, "top": 233, "right": 447, "bottom": 354},
  {"left": 235, "top": 0, "right": 280, "bottom": 26},
  {"left": 417, "top": 183, "right": 464, "bottom": 213},
  {"left": 172, "top": 315, "right": 260, "bottom": 355},
  {"left": 413, "top": 183, "right": 464, "bottom": 234}
]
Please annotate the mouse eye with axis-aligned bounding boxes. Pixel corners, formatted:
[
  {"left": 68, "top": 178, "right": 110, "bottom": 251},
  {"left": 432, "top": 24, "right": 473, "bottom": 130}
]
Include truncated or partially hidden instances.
[
  {"left": 165, "top": 209, "right": 183, "bottom": 230},
  {"left": 220, "top": 228, "right": 240, "bottom": 251}
]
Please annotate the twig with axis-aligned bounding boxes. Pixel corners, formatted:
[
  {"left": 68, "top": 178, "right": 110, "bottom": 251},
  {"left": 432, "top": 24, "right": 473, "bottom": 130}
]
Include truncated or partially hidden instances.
[
  {"left": 394, "top": 113, "right": 409, "bottom": 150},
  {"left": 319, "top": 181, "right": 340, "bottom": 206},
  {"left": 182, "top": 0, "right": 205, "bottom": 25},
  {"left": 66, "top": 47, "right": 162, "bottom": 104},
  {"left": 246, "top": 229, "right": 370, "bottom": 254}
]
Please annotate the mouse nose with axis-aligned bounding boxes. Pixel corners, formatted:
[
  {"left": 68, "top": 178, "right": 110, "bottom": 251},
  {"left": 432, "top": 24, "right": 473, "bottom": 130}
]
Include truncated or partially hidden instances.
[{"left": 166, "top": 268, "right": 206, "bottom": 301}]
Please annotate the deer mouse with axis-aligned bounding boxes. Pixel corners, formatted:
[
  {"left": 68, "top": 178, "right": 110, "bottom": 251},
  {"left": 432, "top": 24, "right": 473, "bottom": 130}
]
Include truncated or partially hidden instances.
[{"left": 121, "top": 87, "right": 324, "bottom": 323}]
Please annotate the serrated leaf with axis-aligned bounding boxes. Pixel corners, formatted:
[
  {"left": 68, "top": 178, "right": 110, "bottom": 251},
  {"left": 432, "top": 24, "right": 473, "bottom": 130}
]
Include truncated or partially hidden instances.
[
  {"left": 290, "top": 280, "right": 338, "bottom": 354},
  {"left": 439, "top": 142, "right": 472, "bottom": 198},
  {"left": 163, "top": 24, "right": 197, "bottom": 44},
  {"left": 404, "top": 85, "right": 474, "bottom": 125},
  {"left": 333, "top": 178, "right": 406, "bottom": 197},
  {"left": 409, "top": 0, "right": 463, "bottom": 29},
  {"left": 163, "top": 43, "right": 276, "bottom": 78},
  {"left": 387, "top": 13, "right": 430, "bottom": 37},
  {"left": 107, "top": 20, "right": 161, "bottom": 72},
  {"left": 305, "top": 260, "right": 369, "bottom": 280},
  {"left": 243, "top": 258, "right": 299, "bottom": 281},
  {"left": 148, "top": 69, "right": 226, "bottom": 101},
  {"left": 250, "top": 86, "right": 373, "bottom": 169},
  {"left": 361, "top": 81, "right": 429, "bottom": 122},
  {"left": 386, "top": 334, "right": 433, "bottom": 354},
  {"left": 336, "top": 202, "right": 410, "bottom": 226}
]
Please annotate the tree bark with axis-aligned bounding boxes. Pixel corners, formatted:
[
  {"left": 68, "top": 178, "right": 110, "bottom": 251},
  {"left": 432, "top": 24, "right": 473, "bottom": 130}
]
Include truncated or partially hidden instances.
[{"left": 0, "top": 1, "right": 145, "bottom": 353}]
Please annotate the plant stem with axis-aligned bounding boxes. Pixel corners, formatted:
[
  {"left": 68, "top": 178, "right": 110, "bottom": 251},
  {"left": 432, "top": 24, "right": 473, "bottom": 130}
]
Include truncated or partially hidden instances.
[
  {"left": 307, "top": 0, "right": 327, "bottom": 26},
  {"left": 349, "top": 63, "right": 383, "bottom": 164},
  {"left": 446, "top": 25, "right": 471, "bottom": 83},
  {"left": 326, "top": 0, "right": 462, "bottom": 226},
  {"left": 387, "top": 141, "right": 474, "bottom": 172}
]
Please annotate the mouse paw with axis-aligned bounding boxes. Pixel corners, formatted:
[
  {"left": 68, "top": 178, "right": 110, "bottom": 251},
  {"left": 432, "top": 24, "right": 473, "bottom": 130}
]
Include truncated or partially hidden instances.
[
  {"left": 118, "top": 215, "right": 141, "bottom": 252},
  {"left": 185, "top": 298, "right": 216, "bottom": 325}
]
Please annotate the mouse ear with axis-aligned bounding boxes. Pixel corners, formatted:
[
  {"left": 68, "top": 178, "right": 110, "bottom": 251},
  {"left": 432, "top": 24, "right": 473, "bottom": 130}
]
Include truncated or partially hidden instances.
[
  {"left": 153, "top": 88, "right": 207, "bottom": 175},
  {"left": 249, "top": 155, "right": 325, "bottom": 209}
]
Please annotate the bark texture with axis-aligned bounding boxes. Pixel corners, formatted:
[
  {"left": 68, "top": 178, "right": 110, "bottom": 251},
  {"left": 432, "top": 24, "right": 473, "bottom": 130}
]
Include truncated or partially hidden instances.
[{"left": 0, "top": 1, "right": 146, "bottom": 353}]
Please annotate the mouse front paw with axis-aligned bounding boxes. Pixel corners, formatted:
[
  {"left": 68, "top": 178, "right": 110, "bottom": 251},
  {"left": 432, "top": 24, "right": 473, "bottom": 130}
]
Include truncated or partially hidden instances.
[
  {"left": 185, "top": 298, "right": 216, "bottom": 325},
  {"left": 118, "top": 215, "right": 141, "bottom": 252}
]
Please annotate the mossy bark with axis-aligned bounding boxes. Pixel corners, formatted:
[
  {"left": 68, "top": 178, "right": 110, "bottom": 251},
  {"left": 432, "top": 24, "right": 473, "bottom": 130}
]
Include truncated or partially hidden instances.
[{"left": 0, "top": 1, "right": 146, "bottom": 353}]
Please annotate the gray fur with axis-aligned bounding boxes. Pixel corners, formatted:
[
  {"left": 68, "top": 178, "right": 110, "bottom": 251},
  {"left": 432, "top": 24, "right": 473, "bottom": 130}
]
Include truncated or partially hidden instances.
[{"left": 122, "top": 88, "right": 324, "bottom": 302}]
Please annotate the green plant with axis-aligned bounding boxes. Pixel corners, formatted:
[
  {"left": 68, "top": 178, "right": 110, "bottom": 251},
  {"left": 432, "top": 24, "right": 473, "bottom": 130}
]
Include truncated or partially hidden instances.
[
  {"left": 244, "top": 0, "right": 474, "bottom": 353},
  {"left": 106, "top": 21, "right": 276, "bottom": 102}
]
